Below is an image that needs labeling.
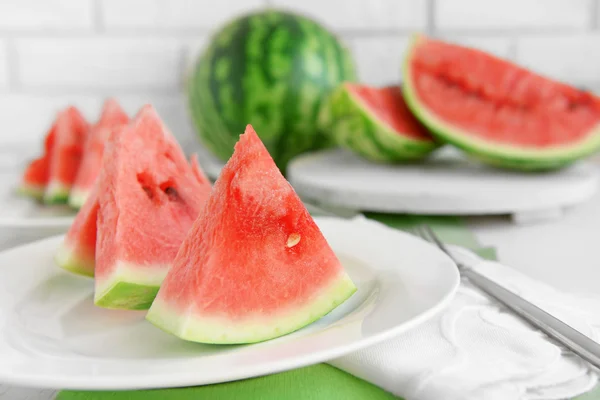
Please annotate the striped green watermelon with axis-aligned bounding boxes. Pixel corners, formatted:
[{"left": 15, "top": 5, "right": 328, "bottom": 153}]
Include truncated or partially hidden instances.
[
  {"left": 186, "top": 9, "right": 357, "bottom": 174},
  {"left": 322, "top": 83, "right": 439, "bottom": 163}
]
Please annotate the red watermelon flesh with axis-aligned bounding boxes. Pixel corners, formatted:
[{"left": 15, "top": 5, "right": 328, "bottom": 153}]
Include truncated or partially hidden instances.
[
  {"left": 44, "top": 107, "right": 90, "bottom": 203},
  {"left": 348, "top": 84, "right": 432, "bottom": 140},
  {"left": 69, "top": 99, "right": 129, "bottom": 209},
  {"left": 403, "top": 34, "right": 600, "bottom": 169},
  {"left": 94, "top": 105, "right": 212, "bottom": 310},
  {"left": 146, "top": 125, "right": 357, "bottom": 344},
  {"left": 55, "top": 184, "right": 100, "bottom": 277},
  {"left": 19, "top": 123, "right": 57, "bottom": 199}
]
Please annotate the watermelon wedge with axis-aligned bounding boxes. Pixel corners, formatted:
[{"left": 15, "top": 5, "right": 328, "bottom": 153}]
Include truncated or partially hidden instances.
[
  {"left": 69, "top": 99, "right": 129, "bottom": 209},
  {"left": 55, "top": 184, "right": 100, "bottom": 277},
  {"left": 18, "top": 122, "right": 57, "bottom": 200},
  {"left": 44, "top": 107, "right": 90, "bottom": 203},
  {"left": 94, "top": 105, "right": 211, "bottom": 310},
  {"left": 403, "top": 34, "right": 600, "bottom": 170},
  {"left": 146, "top": 125, "right": 357, "bottom": 344},
  {"left": 324, "top": 83, "right": 438, "bottom": 162},
  {"left": 19, "top": 156, "right": 50, "bottom": 200}
]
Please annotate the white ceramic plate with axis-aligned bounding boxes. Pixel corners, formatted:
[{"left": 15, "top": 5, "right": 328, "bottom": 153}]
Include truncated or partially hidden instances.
[
  {"left": 0, "top": 216, "right": 459, "bottom": 391},
  {"left": 0, "top": 172, "right": 76, "bottom": 230},
  {"left": 287, "top": 148, "right": 599, "bottom": 223}
]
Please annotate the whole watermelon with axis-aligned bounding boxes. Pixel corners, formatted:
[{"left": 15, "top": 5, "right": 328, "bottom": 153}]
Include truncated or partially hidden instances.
[{"left": 186, "top": 9, "right": 357, "bottom": 173}]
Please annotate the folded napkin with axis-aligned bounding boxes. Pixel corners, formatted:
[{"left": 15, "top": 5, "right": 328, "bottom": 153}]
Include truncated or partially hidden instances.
[
  {"left": 331, "top": 244, "right": 600, "bottom": 400},
  {"left": 57, "top": 215, "right": 600, "bottom": 400}
]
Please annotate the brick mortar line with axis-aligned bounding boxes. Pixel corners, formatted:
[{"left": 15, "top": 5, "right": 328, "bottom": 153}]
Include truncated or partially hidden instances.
[
  {"left": 0, "top": 27, "right": 594, "bottom": 40},
  {"left": 1, "top": 86, "right": 185, "bottom": 96},
  {"left": 591, "top": 0, "right": 599, "bottom": 29},
  {"left": 93, "top": 0, "right": 105, "bottom": 33},
  {"left": 426, "top": 0, "right": 436, "bottom": 35},
  {"left": 5, "top": 37, "right": 19, "bottom": 92}
]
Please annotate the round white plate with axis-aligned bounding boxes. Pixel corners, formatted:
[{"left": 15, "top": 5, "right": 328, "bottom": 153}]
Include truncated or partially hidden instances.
[
  {"left": 0, "top": 216, "right": 459, "bottom": 390},
  {"left": 287, "top": 148, "right": 600, "bottom": 224},
  {"left": 0, "top": 172, "right": 76, "bottom": 230}
]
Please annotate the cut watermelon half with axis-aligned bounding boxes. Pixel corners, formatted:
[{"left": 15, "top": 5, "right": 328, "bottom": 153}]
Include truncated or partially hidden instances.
[
  {"left": 69, "top": 99, "right": 129, "bottom": 209},
  {"left": 44, "top": 107, "right": 90, "bottom": 203},
  {"left": 18, "top": 122, "right": 57, "bottom": 199},
  {"left": 55, "top": 183, "right": 100, "bottom": 277},
  {"left": 325, "top": 82, "right": 438, "bottom": 162},
  {"left": 402, "top": 34, "right": 600, "bottom": 170},
  {"left": 146, "top": 125, "right": 357, "bottom": 344},
  {"left": 94, "top": 105, "right": 211, "bottom": 310}
]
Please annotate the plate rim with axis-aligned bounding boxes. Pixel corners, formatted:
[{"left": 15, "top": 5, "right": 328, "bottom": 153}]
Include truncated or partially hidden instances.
[{"left": 0, "top": 217, "right": 460, "bottom": 390}]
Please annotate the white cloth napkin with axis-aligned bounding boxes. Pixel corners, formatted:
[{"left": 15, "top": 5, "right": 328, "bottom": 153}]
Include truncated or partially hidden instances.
[{"left": 331, "top": 246, "right": 600, "bottom": 400}]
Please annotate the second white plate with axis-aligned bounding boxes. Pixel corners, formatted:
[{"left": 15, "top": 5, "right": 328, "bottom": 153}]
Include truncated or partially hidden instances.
[{"left": 0, "top": 172, "right": 76, "bottom": 231}]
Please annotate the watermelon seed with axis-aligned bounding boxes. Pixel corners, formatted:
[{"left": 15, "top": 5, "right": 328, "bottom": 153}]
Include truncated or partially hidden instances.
[
  {"left": 141, "top": 186, "right": 154, "bottom": 200},
  {"left": 137, "top": 172, "right": 156, "bottom": 200},
  {"left": 286, "top": 233, "right": 301, "bottom": 248},
  {"left": 163, "top": 186, "right": 180, "bottom": 202}
]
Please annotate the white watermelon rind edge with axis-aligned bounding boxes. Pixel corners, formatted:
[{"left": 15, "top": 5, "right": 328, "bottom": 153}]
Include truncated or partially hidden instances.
[{"left": 145, "top": 271, "right": 357, "bottom": 345}]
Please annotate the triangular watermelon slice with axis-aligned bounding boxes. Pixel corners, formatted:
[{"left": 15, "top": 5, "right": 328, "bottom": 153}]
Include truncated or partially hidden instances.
[
  {"left": 55, "top": 183, "right": 100, "bottom": 277},
  {"left": 20, "top": 156, "right": 51, "bottom": 200},
  {"left": 146, "top": 125, "right": 357, "bottom": 344},
  {"left": 94, "top": 105, "right": 212, "bottom": 310},
  {"left": 18, "top": 122, "right": 57, "bottom": 200},
  {"left": 69, "top": 99, "right": 129, "bottom": 209},
  {"left": 44, "top": 107, "right": 90, "bottom": 204}
]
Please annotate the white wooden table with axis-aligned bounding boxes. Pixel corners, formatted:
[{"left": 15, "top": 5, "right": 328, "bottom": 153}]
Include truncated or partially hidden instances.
[{"left": 1, "top": 172, "right": 599, "bottom": 399}]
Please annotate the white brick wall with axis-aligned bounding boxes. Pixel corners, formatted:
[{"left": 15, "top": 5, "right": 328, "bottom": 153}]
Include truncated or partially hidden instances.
[
  {"left": 435, "top": 0, "right": 592, "bottom": 31},
  {"left": 0, "top": 0, "right": 599, "bottom": 147},
  {"left": 515, "top": 34, "right": 600, "bottom": 88},
  {"left": 272, "top": 0, "right": 427, "bottom": 31},
  {"left": 0, "top": 0, "right": 93, "bottom": 31},
  {"left": 17, "top": 38, "right": 183, "bottom": 90},
  {"left": 0, "top": 41, "right": 8, "bottom": 89},
  {"left": 349, "top": 36, "right": 410, "bottom": 86},
  {"left": 102, "top": 0, "right": 265, "bottom": 31}
]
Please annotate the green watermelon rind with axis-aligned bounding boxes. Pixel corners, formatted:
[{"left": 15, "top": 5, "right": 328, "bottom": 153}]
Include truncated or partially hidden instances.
[
  {"left": 402, "top": 34, "right": 600, "bottom": 170},
  {"left": 324, "top": 83, "right": 439, "bottom": 163},
  {"left": 43, "top": 180, "right": 71, "bottom": 204},
  {"left": 54, "top": 242, "right": 94, "bottom": 278},
  {"left": 16, "top": 183, "right": 45, "bottom": 201},
  {"left": 67, "top": 188, "right": 89, "bottom": 210},
  {"left": 94, "top": 262, "right": 169, "bottom": 310},
  {"left": 145, "top": 272, "right": 357, "bottom": 344}
]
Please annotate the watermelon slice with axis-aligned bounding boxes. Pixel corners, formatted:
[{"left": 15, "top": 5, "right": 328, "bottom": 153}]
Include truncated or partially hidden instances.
[
  {"left": 18, "top": 122, "right": 57, "bottom": 199},
  {"left": 324, "top": 83, "right": 438, "bottom": 162},
  {"left": 403, "top": 34, "right": 600, "bottom": 170},
  {"left": 94, "top": 105, "right": 211, "bottom": 310},
  {"left": 146, "top": 125, "right": 357, "bottom": 344},
  {"left": 44, "top": 107, "right": 90, "bottom": 203},
  {"left": 69, "top": 99, "right": 129, "bottom": 209},
  {"left": 19, "top": 156, "right": 50, "bottom": 200},
  {"left": 55, "top": 184, "right": 100, "bottom": 277}
]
